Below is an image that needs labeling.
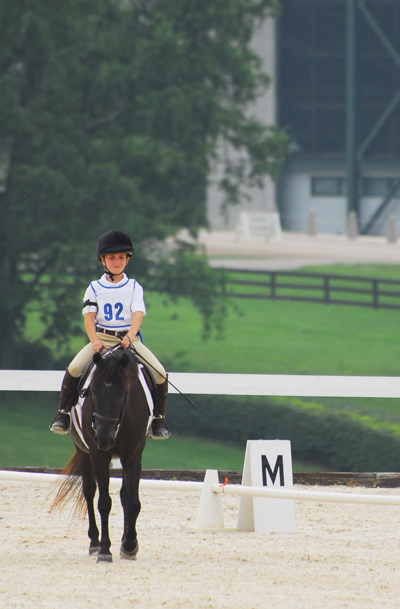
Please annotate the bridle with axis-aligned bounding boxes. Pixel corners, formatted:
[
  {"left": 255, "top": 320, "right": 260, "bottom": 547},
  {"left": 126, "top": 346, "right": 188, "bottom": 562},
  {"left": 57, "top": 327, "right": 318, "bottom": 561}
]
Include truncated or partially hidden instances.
[
  {"left": 92, "top": 411, "right": 120, "bottom": 424},
  {"left": 91, "top": 387, "right": 129, "bottom": 438}
]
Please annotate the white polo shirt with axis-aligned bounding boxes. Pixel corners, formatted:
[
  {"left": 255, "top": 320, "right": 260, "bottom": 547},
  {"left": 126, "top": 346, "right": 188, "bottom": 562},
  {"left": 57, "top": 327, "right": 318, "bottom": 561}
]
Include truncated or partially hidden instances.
[{"left": 82, "top": 273, "right": 146, "bottom": 332}]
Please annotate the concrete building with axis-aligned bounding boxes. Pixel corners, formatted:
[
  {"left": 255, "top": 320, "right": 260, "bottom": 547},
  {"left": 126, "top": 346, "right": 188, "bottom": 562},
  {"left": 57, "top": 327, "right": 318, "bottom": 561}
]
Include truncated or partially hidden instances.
[{"left": 207, "top": 0, "right": 400, "bottom": 237}]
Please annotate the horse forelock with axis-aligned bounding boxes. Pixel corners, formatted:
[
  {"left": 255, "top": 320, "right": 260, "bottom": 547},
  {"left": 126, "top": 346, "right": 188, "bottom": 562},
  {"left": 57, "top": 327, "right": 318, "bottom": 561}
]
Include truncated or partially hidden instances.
[{"left": 91, "top": 349, "right": 137, "bottom": 390}]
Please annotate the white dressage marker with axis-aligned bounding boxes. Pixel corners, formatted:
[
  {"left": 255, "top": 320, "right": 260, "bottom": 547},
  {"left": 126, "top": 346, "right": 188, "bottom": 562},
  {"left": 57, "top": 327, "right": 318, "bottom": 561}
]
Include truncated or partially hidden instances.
[{"left": 237, "top": 440, "right": 296, "bottom": 534}]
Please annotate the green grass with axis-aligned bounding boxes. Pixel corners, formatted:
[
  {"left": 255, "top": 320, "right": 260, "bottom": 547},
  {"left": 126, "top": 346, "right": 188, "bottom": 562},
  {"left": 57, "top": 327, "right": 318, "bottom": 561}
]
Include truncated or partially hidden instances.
[
  {"left": 301, "top": 263, "right": 400, "bottom": 279},
  {"left": 143, "top": 284, "right": 400, "bottom": 378},
  {"left": 0, "top": 394, "right": 73, "bottom": 468},
  {"left": 143, "top": 436, "right": 245, "bottom": 470}
]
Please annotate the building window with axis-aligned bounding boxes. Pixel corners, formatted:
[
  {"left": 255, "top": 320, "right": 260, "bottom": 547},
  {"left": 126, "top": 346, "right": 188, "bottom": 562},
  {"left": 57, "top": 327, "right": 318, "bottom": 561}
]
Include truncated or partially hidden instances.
[
  {"left": 362, "top": 178, "right": 396, "bottom": 197},
  {"left": 311, "top": 177, "right": 347, "bottom": 196},
  {"left": 311, "top": 176, "right": 400, "bottom": 198}
]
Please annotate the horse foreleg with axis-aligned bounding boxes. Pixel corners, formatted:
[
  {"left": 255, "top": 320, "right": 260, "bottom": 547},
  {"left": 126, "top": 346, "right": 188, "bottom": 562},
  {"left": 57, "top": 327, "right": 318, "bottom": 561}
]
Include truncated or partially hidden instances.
[
  {"left": 120, "top": 461, "right": 141, "bottom": 560},
  {"left": 94, "top": 466, "right": 113, "bottom": 563},
  {"left": 85, "top": 481, "right": 100, "bottom": 556}
]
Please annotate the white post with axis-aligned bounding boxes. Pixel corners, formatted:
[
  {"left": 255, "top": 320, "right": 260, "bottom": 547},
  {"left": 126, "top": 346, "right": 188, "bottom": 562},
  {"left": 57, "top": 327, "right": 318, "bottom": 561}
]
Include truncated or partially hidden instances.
[
  {"left": 347, "top": 211, "right": 359, "bottom": 240},
  {"left": 387, "top": 215, "right": 397, "bottom": 243},
  {"left": 306, "top": 209, "right": 318, "bottom": 236}
]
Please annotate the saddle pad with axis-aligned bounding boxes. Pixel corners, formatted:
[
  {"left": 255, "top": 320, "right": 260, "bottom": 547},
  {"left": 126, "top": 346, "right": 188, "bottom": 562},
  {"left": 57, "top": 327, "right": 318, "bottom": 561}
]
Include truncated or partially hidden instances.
[
  {"left": 70, "top": 364, "right": 154, "bottom": 450},
  {"left": 71, "top": 367, "right": 95, "bottom": 450}
]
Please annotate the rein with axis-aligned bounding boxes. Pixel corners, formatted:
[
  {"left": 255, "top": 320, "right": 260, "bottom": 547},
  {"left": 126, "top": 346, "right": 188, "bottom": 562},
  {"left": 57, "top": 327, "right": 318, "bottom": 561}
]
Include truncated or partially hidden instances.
[
  {"left": 92, "top": 411, "right": 120, "bottom": 423},
  {"left": 129, "top": 345, "right": 198, "bottom": 409}
]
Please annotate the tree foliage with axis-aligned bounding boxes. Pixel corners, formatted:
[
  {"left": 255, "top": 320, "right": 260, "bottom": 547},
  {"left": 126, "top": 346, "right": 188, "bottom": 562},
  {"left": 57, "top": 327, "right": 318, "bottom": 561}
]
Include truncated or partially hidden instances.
[{"left": 0, "top": 0, "right": 286, "bottom": 367}]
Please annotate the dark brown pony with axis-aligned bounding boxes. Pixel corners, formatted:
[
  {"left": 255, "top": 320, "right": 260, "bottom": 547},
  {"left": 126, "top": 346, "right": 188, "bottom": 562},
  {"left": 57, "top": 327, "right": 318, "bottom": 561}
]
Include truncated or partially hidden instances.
[{"left": 52, "top": 347, "right": 150, "bottom": 562}]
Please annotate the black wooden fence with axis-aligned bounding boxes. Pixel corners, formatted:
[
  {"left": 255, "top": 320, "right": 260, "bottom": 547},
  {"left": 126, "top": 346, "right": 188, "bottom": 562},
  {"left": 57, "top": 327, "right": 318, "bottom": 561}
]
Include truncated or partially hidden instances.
[{"left": 224, "top": 269, "right": 400, "bottom": 310}]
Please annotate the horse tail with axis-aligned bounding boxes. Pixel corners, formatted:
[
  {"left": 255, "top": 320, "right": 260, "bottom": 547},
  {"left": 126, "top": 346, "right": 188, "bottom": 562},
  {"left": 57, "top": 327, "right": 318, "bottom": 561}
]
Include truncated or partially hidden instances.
[{"left": 50, "top": 449, "right": 91, "bottom": 517}]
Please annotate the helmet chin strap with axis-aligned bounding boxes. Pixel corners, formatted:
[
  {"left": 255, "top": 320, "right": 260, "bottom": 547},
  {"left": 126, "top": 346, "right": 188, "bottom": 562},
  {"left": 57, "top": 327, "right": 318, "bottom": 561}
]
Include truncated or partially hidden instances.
[{"left": 103, "top": 263, "right": 116, "bottom": 282}]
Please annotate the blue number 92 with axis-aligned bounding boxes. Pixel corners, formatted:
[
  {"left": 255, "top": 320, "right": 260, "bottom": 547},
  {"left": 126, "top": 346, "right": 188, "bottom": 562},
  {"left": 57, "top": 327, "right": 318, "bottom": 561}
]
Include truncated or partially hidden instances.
[{"left": 104, "top": 302, "right": 124, "bottom": 321}]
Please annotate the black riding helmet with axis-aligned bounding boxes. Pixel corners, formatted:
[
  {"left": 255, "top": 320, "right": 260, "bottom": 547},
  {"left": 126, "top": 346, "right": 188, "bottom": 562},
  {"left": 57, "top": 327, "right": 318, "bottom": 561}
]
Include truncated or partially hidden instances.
[
  {"left": 96, "top": 230, "right": 134, "bottom": 260},
  {"left": 96, "top": 230, "right": 134, "bottom": 281}
]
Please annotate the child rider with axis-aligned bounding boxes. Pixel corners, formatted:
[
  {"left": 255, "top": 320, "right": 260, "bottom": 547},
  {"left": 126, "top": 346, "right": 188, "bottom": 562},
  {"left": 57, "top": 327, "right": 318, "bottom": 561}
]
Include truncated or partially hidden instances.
[{"left": 49, "top": 230, "right": 170, "bottom": 439}]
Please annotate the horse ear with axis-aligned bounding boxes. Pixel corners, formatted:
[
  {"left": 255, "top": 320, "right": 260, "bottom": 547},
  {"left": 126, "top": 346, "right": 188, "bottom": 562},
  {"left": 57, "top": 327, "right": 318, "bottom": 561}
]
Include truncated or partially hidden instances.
[
  {"left": 119, "top": 353, "right": 130, "bottom": 367},
  {"left": 93, "top": 352, "right": 103, "bottom": 364}
]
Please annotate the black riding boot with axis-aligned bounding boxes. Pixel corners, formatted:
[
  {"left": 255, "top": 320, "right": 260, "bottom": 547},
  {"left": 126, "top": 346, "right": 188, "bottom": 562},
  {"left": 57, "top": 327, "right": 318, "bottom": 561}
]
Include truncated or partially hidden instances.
[
  {"left": 49, "top": 370, "right": 80, "bottom": 435},
  {"left": 151, "top": 378, "right": 170, "bottom": 439}
]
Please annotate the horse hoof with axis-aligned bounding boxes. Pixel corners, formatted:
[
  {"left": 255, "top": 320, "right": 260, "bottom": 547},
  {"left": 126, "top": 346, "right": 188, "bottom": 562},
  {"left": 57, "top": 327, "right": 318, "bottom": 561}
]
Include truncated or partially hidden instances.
[
  {"left": 120, "top": 541, "right": 139, "bottom": 560},
  {"left": 96, "top": 553, "right": 113, "bottom": 563},
  {"left": 89, "top": 545, "right": 101, "bottom": 556}
]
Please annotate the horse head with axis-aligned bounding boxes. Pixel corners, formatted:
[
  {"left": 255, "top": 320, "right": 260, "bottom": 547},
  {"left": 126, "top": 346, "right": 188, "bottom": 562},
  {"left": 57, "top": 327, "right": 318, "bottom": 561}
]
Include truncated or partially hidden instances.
[{"left": 89, "top": 350, "right": 131, "bottom": 451}]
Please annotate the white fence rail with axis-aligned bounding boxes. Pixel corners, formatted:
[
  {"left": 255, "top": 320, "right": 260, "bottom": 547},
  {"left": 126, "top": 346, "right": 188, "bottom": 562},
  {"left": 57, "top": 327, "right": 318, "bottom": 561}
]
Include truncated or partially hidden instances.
[
  {"left": 0, "top": 469, "right": 202, "bottom": 492},
  {"left": 1, "top": 469, "right": 400, "bottom": 508},
  {"left": 1, "top": 370, "right": 400, "bottom": 398}
]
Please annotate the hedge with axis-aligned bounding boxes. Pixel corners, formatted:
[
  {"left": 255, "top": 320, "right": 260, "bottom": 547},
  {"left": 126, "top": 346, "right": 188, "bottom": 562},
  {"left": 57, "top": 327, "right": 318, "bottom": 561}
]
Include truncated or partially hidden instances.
[{"left": 167, "top": 395, "right": 400, "bottom": 471}]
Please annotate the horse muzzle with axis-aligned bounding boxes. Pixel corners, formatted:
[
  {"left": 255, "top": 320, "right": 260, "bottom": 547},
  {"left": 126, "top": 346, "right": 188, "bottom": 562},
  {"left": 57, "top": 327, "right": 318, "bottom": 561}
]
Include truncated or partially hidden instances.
[{"left": 92, "top": 412, "right": 120, "bottom": 451}]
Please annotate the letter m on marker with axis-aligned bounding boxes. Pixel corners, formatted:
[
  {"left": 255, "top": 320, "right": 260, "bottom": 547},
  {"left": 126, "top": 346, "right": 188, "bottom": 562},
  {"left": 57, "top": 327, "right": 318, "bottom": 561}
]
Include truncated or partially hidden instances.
[{"left": 261, "top": 454, "right": 284, "bottom": 487}]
